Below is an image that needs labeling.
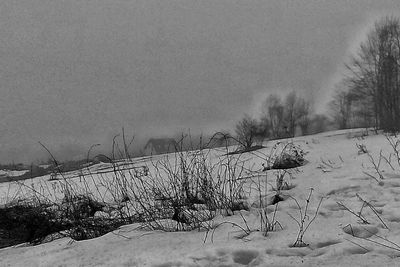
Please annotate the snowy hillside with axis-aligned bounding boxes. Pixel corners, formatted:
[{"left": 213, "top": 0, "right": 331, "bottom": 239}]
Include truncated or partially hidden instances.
[{"left": 1, "top": 129, "right": 400, "bottom": 266}]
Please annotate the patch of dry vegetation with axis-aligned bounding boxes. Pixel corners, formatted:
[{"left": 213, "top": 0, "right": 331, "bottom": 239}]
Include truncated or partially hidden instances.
[{"left": 0, "top": 133, "right": 321, "bottom": 250}]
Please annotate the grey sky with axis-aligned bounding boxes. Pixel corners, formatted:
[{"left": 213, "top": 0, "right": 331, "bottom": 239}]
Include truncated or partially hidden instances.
[{"left": 0, "top": 0, "right": 399, "bottom": 163}]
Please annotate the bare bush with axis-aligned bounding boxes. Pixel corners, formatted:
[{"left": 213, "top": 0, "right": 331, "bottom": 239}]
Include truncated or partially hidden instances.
[
  {"left": 235, "top": 114, "right": 258, "bottom": 149},
  {"left": 287, "top": 188, "right": 323, "bottom": 247},
  {"left": 263, "top": 142, "right": 305, "bottom": 170}
]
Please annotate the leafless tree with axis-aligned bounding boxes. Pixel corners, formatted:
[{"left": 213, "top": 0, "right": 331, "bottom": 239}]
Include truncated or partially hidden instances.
[
  {"left": 346, "top": 16, "right": 400, "bottom": 132},
  {"left": 283, "top": 92, "right": 312, "bottom": 137},
  {"left": 260, "top": 92, "right": 312, "bottom": 138},
  {"left": 235, "top": 114, "right": 258, "bottom": 149},
  {"left": 284, "top": 91, "right": 297, "bottom": 137},
  {"left": 296, "top": 97, "right": 312, "bottom": 135},
  {"left": 329, "top": 87, "right": 353, "bottom": 129},
  {"left": 262, "top": 94, "right": 284, "bottom": 139}
]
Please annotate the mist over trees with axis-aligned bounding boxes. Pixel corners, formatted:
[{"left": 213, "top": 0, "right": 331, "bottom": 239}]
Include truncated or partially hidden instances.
[
  {"left": 296, "top": 97, "right": 312, "bottom": 136},
  {"left": 330, "top": 16, "right": 400, "bottom": 132},
  {"left": 235, "top": 91, "right": 314, "bottom": 148},
  {"left": 262, "top": 94, "right": 284, "bottom": 139},
  {"left": 329, "top": 87, "right": 353, "bottom": 129},
  {"left": 225, "top": 16, "right": 400, "bottom": 149},
  {"left": 261, "top": 91, "right": 312, "bottom": 138}
]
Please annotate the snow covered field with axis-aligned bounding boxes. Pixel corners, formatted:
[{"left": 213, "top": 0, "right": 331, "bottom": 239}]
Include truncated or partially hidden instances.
[
  {"left": 0, "top": 169, "right": 29, "bottom": 178},
  {"left": 1, "top": 129, "right": 400, "bottom": 266}
]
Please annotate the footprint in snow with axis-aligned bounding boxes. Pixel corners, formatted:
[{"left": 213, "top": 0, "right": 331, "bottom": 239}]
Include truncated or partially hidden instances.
[
  {"left": 313, "top": 239, "right": 342, "bottom": 249},
  {"left": 327, "top": 185, "right": 361, "bottom": 197},
  {"left": 231, "top": 249, "right": 259, "bottom": 265},
  {"left": 342, "top": 224, "right": 379, "bottom": 238}
]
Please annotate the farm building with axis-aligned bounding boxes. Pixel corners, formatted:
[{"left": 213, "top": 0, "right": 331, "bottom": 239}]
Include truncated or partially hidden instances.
[{"left": 143, "top": 138, "right": 178, "bottom": 156}]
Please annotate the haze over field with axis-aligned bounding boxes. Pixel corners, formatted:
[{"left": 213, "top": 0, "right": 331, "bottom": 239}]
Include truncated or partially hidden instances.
[{"left": 1, "top": 0, "right": 399, "bottom": 162}]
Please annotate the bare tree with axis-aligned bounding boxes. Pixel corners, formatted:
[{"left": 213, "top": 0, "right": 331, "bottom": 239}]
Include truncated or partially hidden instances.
[
  {"left": 296, "top": 97, "right": 312, "bottom": 135},
  {"left": 283, "top": 92, "right": 313, "bottom": 137},
  {"left": 329, "top": 87, "right": 353, "bottom": 129},
  {"left": 235, "top": 114, "right": 258, "bottom": 149},
  {"left": 262, "top": 94, "right": 284, "bottom": 139},
  {"left": 260, "top": 92, "right": 312, "bottom": 138},
  {"left": 346, "top": 16, "right": 400, "bottom": 132},
  {"left": 284, "top": 91, "right": 297, "bottom": 137},
  {"left": 352, "top": 96, "right": 375, "bottom": 128}
]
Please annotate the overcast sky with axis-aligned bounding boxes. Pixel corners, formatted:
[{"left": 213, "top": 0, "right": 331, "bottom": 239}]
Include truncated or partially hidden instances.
[{"left": 0, "top": 0, "right": 399, "bottom": 163}]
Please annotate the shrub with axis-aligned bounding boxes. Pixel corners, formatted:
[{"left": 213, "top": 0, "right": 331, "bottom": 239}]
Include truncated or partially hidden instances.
[
  {"left": 0, "top": 200, "right": 66, "bottom": 246},
  {"left": 235, "top": 114, "right": 258, "bottom": 149},
  {"left": 264, "top": 142, "right": 305, "bottom": 170},
  {"left": 0, "top": 194, "right": 124, "bottom": 247}
]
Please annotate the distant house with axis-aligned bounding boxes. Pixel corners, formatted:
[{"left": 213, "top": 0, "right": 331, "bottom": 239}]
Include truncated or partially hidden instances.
[{"left": 143, "top": 138, "right": 178, "bottom": 156}]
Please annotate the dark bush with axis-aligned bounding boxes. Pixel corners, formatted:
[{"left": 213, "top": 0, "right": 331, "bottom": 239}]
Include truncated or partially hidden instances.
[
  {"left": 264, "top": 143, "right": 305, "bottom": 170},
  {"left": 272, "top": 151, "right": 304, "bottom": 169},
  {"left": 0, "top": 202, "right": 67, "bottom": 247},
  {"left": 0, "top": 195, "right": 124, "bottom": 248}
]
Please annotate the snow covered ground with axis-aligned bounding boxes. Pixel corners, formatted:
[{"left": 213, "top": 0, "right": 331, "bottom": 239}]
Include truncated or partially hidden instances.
[
  {"left": 0, "top": 169, "right": 29, "bottom": 177},
  {"left": 1, "top": 129, "right": 400, "bottom": 266}
]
